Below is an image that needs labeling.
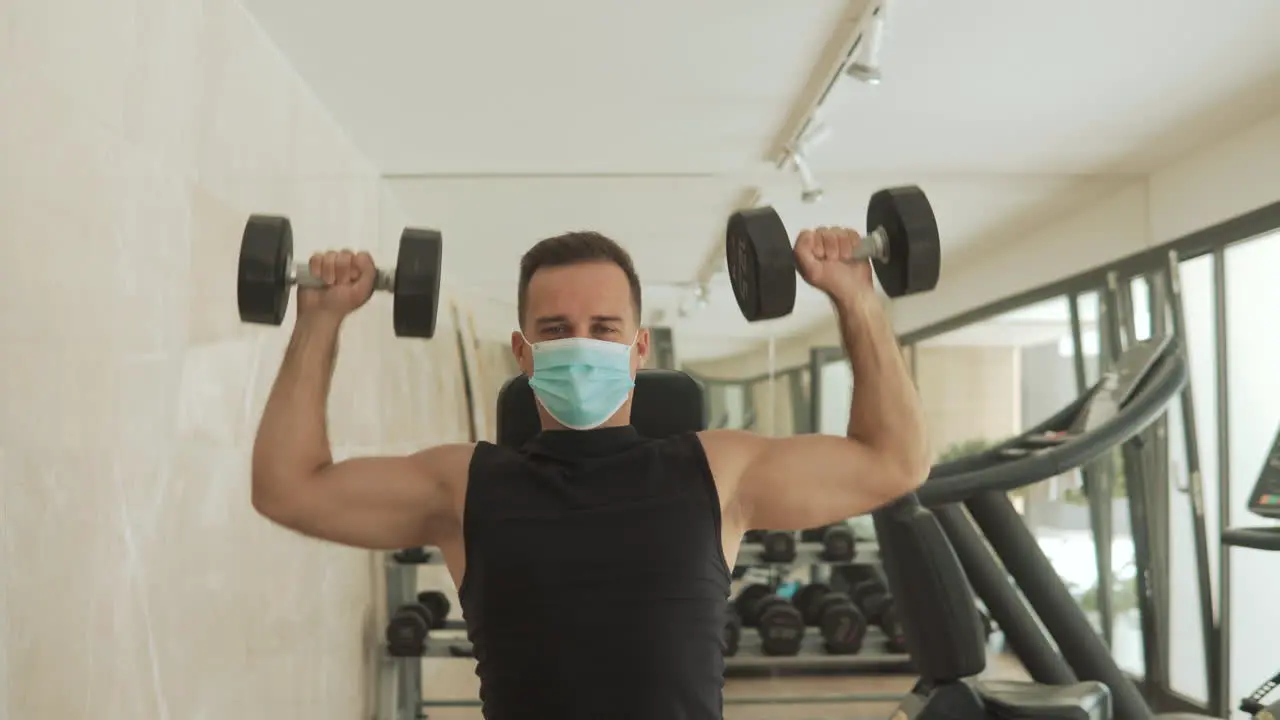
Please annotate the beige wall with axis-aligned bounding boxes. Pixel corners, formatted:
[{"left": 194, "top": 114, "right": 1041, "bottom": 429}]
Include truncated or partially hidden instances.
[
  {"left": 0, "top": 1, "right": 476, "bottom": 719},
  {"left": 915, "top": 345, "right": 1021, "bottom": 460},
  {"left": 695, "top": 107, "right": 1280, "bottom": 379},
  {"left": 893, "top": 108, "right": 1280, "bottom": 335}
]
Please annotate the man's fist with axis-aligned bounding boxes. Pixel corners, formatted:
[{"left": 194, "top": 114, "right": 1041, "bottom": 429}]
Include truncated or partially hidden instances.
[
  {"left": 297, "top": 249, "right": 378, "bottom": 318},
  {"left": 794, "top": 227, "right": 874, "bottom": 301}
]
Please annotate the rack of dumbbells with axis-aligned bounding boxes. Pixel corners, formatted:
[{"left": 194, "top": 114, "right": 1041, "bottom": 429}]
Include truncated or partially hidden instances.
[
  {"left": 376, "top": 546, "right": 470, "bottom": 720},
  {"left": 724, "top": 523, "right": 918, "bottom": 677}
]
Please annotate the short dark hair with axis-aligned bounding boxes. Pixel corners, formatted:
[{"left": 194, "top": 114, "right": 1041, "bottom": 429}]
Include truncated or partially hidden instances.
[{"left": 518, "top": 231, "right": 643, "bottom": 327}]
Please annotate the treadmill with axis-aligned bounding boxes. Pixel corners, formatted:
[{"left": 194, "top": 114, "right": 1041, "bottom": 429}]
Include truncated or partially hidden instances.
[
  {"left": 1223, "top": 423, "right": 1280, "bottom": 718},
  {"left": 868, "top": 334, "right": 1211, "bottom": 720}
]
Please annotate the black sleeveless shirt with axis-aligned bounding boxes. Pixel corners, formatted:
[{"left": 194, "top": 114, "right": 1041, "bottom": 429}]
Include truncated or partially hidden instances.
[{"left": 458, "top": 426, "right": 731, "bottom": 720}]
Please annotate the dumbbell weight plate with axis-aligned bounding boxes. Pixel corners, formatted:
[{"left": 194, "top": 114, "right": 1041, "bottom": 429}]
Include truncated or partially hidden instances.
[
  {"left": 725, "top": 207, "right": 797, "bottom": 323},
  {"left": 417, "top": 591, "right": 451, "bottom": 629},
  {"left": 821, "top": 525, "right": 856, "bottom": 562},
  {"left": 816, "top": 594, "right": 867, "bottom": 655},
  {"left": 757, "top": 601, "right": 805, "bottom": 657},
  {"left": 400, "top": 602, "right": 436, "bottom": 632},
  {"left": 392, "top": 228, "right": 443, "bottom": 339},
  {"left": 793, "top": 583, "right": 831, "bottom": 626},
  {"left": 386, "top": 608, "right": 429, "bottom": 656},
  {"left": 238, "top": 215, "right": 294, "bottom": 326},
  {"left": 761, "top": 531, "right": 797, "bottom": 563},
  {"left": 851, "top": 580, "right": 891, "bottom": 624},
  {"left": 866, "top": 186, "right": 941, "bottom": 298},
  {"left": 734, "top": 584, "right": 773, "bottom": 627}
]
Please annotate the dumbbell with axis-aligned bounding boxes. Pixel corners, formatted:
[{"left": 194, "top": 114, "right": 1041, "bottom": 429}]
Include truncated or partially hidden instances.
[
  {"left": 725, "top": 185, "right": 941, "bottom": 322},
  {"left": 391, "top": 547, "right": 435, "bottom": 565},
  {"left": 733, "top": 585, "right": 804, "bottom": 656},
  {"left": 759, "top": 530, "right": 797, "bottom": 563},
  {"left": 723, "top": 606, "right": 742, "bottom": 657},
  {"left": 852, "top": 580, "right": 906, "bottom": 652},
  {"left": 386, "top": 602, "right": 434, "bottom": 657},
  {"left": 416, "top": 591, "right": 451, "bottom": 629},
  {"left": 800, "top": 524, "right": 857, "bottom": 562},
  {"left": 238, "top": 214, "right": 444, "bottom": 338},
  {"left": 793, "top": 583, "right": 868, "bottom": 655}
]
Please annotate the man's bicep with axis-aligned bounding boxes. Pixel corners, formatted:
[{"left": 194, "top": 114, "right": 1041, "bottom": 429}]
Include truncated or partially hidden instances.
[
  {"left": 269, "top": 444, "right": 470, "bottom": 550},
  {"left": 738, "top": 435, "right": 898, "bottom": 531}
]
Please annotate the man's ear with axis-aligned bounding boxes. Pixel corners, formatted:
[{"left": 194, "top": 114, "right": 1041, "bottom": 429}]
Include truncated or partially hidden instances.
[
  {"left": 633, "top": 327, "right": 651, "bottom": 369},
  {"left": 511, "top": 331, "right": 533, "bottom": 377}
]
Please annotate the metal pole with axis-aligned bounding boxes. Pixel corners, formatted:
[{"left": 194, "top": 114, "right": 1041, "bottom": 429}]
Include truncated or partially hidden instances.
[
  {"left": 966, "top": 490, "right": 1155, "bottom": 720},
  {"left": 1164, "top": 250, "right": 1222, "bottom": 713},
  {"left": 1212, "top": 247, "right": 1233, "bottom": 715},
  {"left": 1107, "top": 272, "right": 1167, "bottom": 691},
  {"left": 1071, "top": 291, "right": 1115, "bottom": 648},
  {"left": 933, "top": 503, "right": 1078, "bottom": 684}
]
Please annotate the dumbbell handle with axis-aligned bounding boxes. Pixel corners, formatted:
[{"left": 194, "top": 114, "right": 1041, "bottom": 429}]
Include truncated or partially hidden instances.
[
  {"left": 851, "top": 227, "right": 891, "bottom": 263},
  {"left": 289, "top": 263, "right": 396, "bottom": 293}
]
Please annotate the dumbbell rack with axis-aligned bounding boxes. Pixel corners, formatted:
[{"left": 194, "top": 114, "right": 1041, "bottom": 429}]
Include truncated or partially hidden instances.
[
  {"left": 374, "top": 547, "right": 474, "bottom": 720},
  {"left": 727, "top": 536, "right": 915, "bottom": 678}
]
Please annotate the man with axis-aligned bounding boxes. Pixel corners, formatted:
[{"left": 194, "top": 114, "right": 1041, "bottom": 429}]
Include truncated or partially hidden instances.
[{"left": 252, "top": 226, "right": 929, "bottom": 719}]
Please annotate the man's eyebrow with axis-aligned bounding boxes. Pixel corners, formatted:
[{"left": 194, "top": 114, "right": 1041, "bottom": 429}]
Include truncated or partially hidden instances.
[{"left": 591, "top": 315, "right": 624, "bottom": 324}]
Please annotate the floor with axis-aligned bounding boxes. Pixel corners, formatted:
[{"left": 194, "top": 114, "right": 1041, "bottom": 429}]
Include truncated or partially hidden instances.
[{"left": 417, "top": 651, "right": 1030, "bottom": 719}]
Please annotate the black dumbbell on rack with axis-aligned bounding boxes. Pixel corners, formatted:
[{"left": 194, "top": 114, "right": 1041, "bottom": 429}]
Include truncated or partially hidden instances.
[
  {"left": 391, "top": 547, "right": 435, "bottom": 564},
  {"left": 416, "top": 591, "right": 451, "bottom": 629},
  {"left": 385, "top": 592, "right": 453, "bottom": 657},
  {"left": 745, "top": 530, "right": 798, "bottom": 563},
  {"left": 793, "top": 583, "right": 868, "bottom": 655},
  {"left": 799, "top": 523, "right": 857, "bottom": 562},
  {"left": 733, "top": 584, "right": 805, "bottom": 656},
  {"left": 851, "top": 580, "right": 906, "bottom": 652}
]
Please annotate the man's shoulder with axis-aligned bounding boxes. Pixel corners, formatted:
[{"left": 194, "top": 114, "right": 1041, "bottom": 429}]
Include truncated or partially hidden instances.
[
  {"left": 412, "top": 442, "right": 479, "bottom": 486},
  {"left": 693, "top": 428, "right": 762, "bottom": 455}
]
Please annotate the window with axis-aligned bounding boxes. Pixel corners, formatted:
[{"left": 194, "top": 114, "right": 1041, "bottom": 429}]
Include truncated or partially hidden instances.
[
  {"left": 1163, "top": 253, "right": 1220, "bottom": 704},
  {"left": 816, "top": 359, "right": 853, "bottom": 436},
  {"left": 917, "top": 298, "right": 1105, "bottom": 623},
  {"left": 1224, "top": 231, "right": 1280, "bottom": 710}
]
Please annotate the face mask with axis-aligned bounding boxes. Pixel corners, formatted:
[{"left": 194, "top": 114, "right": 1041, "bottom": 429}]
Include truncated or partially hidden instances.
[{"left": 522, "top": 334, "right": 637, "bottom": 430}]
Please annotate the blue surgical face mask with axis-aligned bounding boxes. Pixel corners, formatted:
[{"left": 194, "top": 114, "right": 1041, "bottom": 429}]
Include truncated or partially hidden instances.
[{"left": 522, "top": 333, "right": 638, "bottom": 430}]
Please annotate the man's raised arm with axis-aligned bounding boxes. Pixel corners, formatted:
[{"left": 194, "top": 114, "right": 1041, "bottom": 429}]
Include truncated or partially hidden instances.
[
  {"left": 705, "top": 228, "right": 929, "bottom": 533},
  {"left": 250, "top": 250, "right": 471, "bottom": 550}
]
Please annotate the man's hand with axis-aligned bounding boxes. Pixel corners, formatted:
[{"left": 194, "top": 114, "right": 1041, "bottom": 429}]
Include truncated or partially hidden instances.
[
  {"left": 794, "top": 227, "right": 875, "bottom": 302},
  {"left": 298, "top": 250, "right": 378, "bottom": 320}
]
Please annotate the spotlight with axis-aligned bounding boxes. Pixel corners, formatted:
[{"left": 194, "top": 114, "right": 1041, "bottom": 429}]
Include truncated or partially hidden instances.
[
  {"left": 791, "top": 152, "right": 824, "bottom": 204},
  {"left": 846, "top": 4, "right": 887, "bottom": 85}
]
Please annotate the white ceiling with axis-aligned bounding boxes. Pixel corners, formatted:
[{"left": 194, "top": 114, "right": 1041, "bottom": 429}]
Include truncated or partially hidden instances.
[{"left": 242, "top": 0, "right": 1280, "bottom": 361}]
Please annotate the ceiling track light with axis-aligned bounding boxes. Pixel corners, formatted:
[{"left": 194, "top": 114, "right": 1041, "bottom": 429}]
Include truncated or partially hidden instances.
[
  {"left": 771, "top": 0, "right": 893, "bottom": 170},
  {"left": 846, "top": 2, "right": 888, "bottom": 85},
  {"left": 790, "top": 151, "right": 824, "bottom": 204}
]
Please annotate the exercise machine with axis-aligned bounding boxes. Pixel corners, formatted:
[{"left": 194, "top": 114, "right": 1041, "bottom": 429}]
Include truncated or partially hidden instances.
[
  {"left": 1223, "top": 421, "right": 1280, "bottom": 719},
  {"left": 864, "top": 330, "right": 1213, "bottom": 720}
]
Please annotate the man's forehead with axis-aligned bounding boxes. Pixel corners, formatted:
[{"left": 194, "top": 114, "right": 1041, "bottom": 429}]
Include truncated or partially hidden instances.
[{"left": 526, "top": 265, "right": 634, "bottom": 310}]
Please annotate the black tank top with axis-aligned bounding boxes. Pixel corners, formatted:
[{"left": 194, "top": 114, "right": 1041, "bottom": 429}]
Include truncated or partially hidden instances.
[{"left": 458, "top": 426, "right": 731, "bottom": 720}]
